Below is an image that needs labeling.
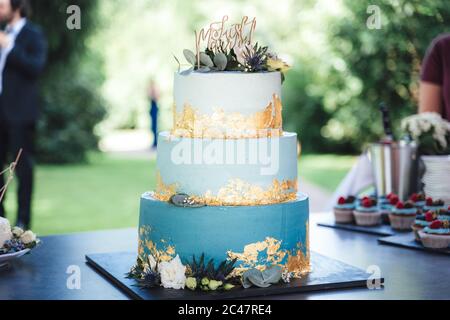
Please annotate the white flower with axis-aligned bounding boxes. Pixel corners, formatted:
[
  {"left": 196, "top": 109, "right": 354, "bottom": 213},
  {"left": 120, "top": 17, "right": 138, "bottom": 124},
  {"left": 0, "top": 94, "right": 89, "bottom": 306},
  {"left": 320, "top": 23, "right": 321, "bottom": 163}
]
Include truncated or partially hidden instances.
[
  {"left": 158, "top": 255, "right": 186, "bottom": 290},
  {"left": 402, "top": 112, "right": 450, "bottom": 149},
  {"left": 0, "top": 217, "right": 12, "bottom": 248},
  {"left": 12, "top": 226, "right": 24, "bottom": 238},
  {"left": 20, "top": 230, "right": 37, "bottom": 245}
]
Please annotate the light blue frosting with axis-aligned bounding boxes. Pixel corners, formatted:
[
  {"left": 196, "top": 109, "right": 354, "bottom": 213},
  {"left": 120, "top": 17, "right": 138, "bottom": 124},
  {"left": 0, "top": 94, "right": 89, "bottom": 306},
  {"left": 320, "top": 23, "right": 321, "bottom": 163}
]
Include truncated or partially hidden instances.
[
  {"left": 157, "top": 132, "right": 298, "bottom": 199},
  {"left": 391, "top": 208, "right": 418, "bottom": 215},
  {"left": 414, "top": 220, "right": 430, "bottom": 227},
  {"left": 423, "top": 227, "right": 450, "bottom": 235},
  {"left": 139, "top": 193, "right": 309, "bottom": 266},
  {"left": 413, "top": 200, "right": 426, "bottom": 207},
  {"left": 423, "top": 205, "right": 446, "bottom": 211},
  {"left": 335, "top": 203, "right": 355, "bottom": 210},
  {"left": 355, "top": 206, "right": 378, "bottom": 213}
]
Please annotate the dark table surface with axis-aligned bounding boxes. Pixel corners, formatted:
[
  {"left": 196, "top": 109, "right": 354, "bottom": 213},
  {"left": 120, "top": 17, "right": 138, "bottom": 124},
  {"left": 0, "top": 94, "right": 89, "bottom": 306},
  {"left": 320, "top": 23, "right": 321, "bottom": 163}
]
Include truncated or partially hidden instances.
[{"left": 0, "top": 213, "right": 449, "bottom": 300}]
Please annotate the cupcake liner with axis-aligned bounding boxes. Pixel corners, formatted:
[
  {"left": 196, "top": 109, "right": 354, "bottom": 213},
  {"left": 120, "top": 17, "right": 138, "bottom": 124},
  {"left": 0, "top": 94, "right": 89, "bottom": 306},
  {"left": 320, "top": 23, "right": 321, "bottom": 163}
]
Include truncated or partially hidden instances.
[
  {"left": 353, "top": 210, "right": 381, "bottom": 226},
  {"left": 411, "top": 224, "right": 424, "bottom": 242},
  {"left": 388, "top": 214, "right": 416, "bottom": 231},
  {"left": 418, "top": 231, "right": 450, "bottom": 249},
  {"left": 334, "top": 208, "right": 354, "bottom": 224}
]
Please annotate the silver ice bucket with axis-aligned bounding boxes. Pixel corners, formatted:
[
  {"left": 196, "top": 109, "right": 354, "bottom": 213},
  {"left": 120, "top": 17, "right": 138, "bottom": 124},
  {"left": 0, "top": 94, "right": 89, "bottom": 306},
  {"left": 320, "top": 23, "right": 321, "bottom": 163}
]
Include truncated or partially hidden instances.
[{"left": 368, "top": 141, "right": 419, "bottom": 201}]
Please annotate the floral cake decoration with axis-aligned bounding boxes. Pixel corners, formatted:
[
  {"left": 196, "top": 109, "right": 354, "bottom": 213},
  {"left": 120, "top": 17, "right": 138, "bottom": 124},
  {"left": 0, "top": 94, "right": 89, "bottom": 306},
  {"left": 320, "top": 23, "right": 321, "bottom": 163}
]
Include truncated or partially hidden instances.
[{"left": 175, "top": 16, "right": 291, "bottom": 82}]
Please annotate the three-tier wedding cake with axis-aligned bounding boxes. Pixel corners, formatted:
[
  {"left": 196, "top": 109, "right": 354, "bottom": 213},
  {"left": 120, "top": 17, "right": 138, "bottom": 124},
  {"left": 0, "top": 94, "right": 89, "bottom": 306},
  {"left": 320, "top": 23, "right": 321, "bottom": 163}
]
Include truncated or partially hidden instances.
[{"left": 135, "top": 17, "right": 310, "bottom": 286}]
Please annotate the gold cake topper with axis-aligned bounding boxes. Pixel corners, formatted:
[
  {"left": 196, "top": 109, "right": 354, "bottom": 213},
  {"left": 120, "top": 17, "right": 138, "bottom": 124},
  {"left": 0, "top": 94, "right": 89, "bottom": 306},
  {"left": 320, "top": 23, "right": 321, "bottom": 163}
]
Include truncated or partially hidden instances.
[{"left": 195, "top": 16, "right": 257, "bottom": 67}]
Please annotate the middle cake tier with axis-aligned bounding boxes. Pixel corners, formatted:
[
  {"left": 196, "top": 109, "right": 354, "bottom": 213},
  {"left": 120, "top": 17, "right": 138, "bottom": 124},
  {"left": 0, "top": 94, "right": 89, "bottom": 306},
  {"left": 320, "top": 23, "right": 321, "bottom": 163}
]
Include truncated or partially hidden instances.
[{"left": 155, "top": 132, "right": 298, "bottom": 206}]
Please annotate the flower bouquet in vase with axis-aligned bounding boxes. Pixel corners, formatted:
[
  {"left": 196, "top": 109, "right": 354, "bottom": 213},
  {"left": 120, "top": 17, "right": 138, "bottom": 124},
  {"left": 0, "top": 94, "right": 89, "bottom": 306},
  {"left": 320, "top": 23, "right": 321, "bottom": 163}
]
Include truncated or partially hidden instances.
[{"left": 402, "top": 112, "right": 450, "bottom": 205}]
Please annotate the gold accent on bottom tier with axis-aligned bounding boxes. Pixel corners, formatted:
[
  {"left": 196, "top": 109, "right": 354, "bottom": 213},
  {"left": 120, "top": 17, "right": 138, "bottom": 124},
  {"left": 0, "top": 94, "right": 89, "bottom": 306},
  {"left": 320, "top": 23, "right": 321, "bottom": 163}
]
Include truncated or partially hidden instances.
[
  {"left": 154, "top": 176, "right": 298, "bottom": 206},
  {"left": 227, "top": 229, "right": 310, "bottom": 278},
  {"left": 172, "top": 94, "right": 283, "bottom": 139}
]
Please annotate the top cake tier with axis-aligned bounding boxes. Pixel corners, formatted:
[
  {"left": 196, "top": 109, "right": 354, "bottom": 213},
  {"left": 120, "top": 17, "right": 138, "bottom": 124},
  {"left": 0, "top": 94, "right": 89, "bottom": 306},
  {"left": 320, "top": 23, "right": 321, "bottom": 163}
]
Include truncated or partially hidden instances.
[{"left": 172, "top": 71, "right": 283, "bottom": 139}]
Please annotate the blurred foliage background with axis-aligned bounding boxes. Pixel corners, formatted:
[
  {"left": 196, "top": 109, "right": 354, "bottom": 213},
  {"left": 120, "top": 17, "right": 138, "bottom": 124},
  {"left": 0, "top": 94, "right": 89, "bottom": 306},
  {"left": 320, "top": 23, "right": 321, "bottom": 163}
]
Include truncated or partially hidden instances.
[
  {"left": 4, "top": 0, "right": 447, "bottom": 234},
  {"left": 29, "top": 0, "right": 450, "bottom": 161}
]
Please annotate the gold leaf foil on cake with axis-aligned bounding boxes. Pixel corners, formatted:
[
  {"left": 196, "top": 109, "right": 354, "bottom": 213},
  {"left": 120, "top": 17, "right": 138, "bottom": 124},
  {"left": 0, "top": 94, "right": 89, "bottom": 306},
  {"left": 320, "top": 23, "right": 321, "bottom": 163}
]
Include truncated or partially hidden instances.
[
  {"left": 227, "top": 235, "right": 310, "bottom": 278},
  {"left": 172, "top": 95, "right": 283, "bottom": 139},
  {"left": 155, "top": 171, "right": 178, "bottom": 202},
  {"left": 138, "top": 225, "right": 176, "bottom": 263},
  {"left": 154, "top": 177, "right": 298, "bottom": 206}
]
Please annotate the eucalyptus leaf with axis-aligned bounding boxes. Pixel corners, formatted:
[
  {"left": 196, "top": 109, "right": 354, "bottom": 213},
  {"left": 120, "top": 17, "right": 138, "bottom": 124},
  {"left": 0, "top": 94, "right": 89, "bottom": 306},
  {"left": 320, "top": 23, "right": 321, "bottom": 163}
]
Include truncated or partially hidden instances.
[
  {"left": 180, "top": 67, "right": 194, "bottom": 76},
  {"left": 200, "top": 52, "right": 214, "bottom": 68},
  {"left": 197, "top": 66, "right": 211, "bottom": 73},
  {"left": 243, "top": 269, "right": 271, "bottom": 288},
  {"left": 261, "top": 266, "right": 282, "bottom": 284},
  {"left": 183, "top": 49, "right": 197, "bottom": 66},
  {"left": 214, "top": 52, "right": 228, "bottom": 71}
]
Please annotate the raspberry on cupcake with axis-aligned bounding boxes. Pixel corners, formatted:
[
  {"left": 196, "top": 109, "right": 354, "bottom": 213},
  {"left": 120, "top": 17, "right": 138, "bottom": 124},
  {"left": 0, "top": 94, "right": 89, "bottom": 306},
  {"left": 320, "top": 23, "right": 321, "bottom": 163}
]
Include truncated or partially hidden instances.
[
  {"left": 409, "top": 192, "right": 426, "bottom": 210},
  {"left": 423, "top": 197, "right": 446, "bottom": 212},
  {"left": 379, "top": 193, "right": 399, "bottom": 224},
  {"left": 334, "top": 195, "right": 356, "bottom": 224},
  {"left": 412, "top": 210, "right": 439, "bottom": 241},
  {"left": 389, "top": 201, "right": 418, "bottom": 230},
  {"left": 419, "top": 220, "right": 450, "bottom": 249},
  {"left": 353, "top": 196, "right": 381, "bottom": 226}
]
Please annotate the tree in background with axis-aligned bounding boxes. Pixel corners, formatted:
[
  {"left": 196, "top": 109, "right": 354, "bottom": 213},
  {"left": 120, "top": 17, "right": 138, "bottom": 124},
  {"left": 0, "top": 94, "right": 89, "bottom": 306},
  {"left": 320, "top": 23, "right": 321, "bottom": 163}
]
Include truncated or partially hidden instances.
[
  {"left": 31, "top": 0, "right": 106, "bottom": 163},
  {"left": 323, "top": 0, "right": 450, "bottom": 151}
]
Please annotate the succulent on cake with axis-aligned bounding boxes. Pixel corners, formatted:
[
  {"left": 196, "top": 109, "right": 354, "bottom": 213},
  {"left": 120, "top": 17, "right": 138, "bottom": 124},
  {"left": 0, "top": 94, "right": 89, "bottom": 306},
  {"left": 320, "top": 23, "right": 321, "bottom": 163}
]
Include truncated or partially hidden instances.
[
  {"left": 242, "top": 265, "right": 283, "bottom": 288},
  {"left": 184, "top": 254, "right": 238, "bottom": 291}
]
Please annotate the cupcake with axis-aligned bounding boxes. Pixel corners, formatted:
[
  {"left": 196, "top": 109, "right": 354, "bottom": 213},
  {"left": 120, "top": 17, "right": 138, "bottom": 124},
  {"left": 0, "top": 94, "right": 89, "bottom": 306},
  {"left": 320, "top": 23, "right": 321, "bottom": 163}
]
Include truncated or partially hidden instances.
[
  {"left": 412, "top": 210, "right": 438, "bottom": 241},
  {"left": 334, "top": 195, "right": 356, "bottom": 224},
  {"left": 354, "top": 197, "right": 381, "bottom": 226},
  {"left": 379, "top": 193, "right": 399, "bottom": 224},
  {"left": 419, "top": 220, "right": 450, "bottom": 249},
  {"left": 423, "top": 197, "right": 446, "bottom": 212},
  {"left": 409, "top": 192, "right": 427, "bottom": 211},
  {"left": 389, "top": 201, "right": 418, "bottom": 231}
]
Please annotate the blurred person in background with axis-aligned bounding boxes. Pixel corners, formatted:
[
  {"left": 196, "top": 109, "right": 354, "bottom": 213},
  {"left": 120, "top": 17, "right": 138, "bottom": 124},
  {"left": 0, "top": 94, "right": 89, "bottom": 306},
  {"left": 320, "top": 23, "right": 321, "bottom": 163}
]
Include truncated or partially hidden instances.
[
  {"left": 419, "top": 34, "right": 450, "bottom": 121},
  {"left": 147, "top": 79, "right": 160, "bottom": 149},
  {"left": 0, "top": 0, "right": 47, "bottom": 229}
]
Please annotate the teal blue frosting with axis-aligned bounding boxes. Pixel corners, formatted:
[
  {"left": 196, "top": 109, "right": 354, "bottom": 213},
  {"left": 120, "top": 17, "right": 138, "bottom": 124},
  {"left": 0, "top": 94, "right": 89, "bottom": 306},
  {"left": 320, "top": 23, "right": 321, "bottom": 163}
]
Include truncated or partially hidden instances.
[
  {"left": 391, "top": 208, "right": 417, "bottom": 215},
  {"left": 413, "top": 201, "right": 426, "bottom": 207},
  {"left": 423, "top": 227, "right": 450, "bottom": 235},
  {"left": 335, "top": 203, "right": 355, "bottom": 210},
  {"left": 355, "top": 206, "right": 378, "bottom": 213},
  {"left": 423, "top": 205, "right": 445, "bottom": 211},
  {"left": 414, "top": 220, "right": 430, "bottom": 227},
  {"left": 139, "top": 193, "right": 309, "bottom": 266}
]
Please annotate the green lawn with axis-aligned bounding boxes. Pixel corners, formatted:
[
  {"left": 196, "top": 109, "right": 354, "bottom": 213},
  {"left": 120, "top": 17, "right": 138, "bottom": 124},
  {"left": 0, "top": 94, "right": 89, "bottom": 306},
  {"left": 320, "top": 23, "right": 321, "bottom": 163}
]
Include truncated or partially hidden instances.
[
  {"left": 3, "top": 153, "right": 355, "bottom": 236},
  {"left": 299, "top": 154, "right": 356, "bottom": 192}
]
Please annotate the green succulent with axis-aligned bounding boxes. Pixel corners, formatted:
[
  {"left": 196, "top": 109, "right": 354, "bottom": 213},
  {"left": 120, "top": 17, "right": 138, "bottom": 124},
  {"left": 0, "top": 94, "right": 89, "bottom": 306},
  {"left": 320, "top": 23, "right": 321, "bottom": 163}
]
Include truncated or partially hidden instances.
[{"left": 187, "top": 253, "right": 237, "bottom": 283}]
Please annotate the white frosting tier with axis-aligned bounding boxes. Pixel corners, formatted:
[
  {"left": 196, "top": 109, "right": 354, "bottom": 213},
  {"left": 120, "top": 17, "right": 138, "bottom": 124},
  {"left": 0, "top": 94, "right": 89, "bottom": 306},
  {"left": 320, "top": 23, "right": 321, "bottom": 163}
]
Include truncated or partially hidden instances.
[
  {"left": 174, "top": 71, "right": 281, "bottom": 115},
  {"left": 173, "top": 71, "right": 283, "bottom": 138}
]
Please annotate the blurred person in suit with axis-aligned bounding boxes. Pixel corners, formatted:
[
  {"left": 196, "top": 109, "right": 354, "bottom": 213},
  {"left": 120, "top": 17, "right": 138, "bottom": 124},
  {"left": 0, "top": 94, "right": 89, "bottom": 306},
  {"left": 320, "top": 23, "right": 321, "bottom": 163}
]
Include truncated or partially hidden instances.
[
  {"left": 148, "top": 79, "right": 160, "bottom": 149},
  {"left": 0, "top": 0, "right": 47, "bottom": 229}
]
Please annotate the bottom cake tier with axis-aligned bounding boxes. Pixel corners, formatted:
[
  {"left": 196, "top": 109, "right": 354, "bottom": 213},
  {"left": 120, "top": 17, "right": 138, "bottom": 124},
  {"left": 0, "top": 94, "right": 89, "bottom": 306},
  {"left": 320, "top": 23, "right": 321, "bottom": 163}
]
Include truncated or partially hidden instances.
[{"left": 138, "top": 193, "right": 310, "bottom": 276}]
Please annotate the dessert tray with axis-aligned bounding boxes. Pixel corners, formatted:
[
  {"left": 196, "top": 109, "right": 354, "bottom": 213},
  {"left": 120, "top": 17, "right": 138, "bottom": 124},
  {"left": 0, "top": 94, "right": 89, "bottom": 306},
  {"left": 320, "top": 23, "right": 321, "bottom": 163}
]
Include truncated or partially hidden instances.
[{"left": 86, "top": 251, "right": 382, "bottom": 300}]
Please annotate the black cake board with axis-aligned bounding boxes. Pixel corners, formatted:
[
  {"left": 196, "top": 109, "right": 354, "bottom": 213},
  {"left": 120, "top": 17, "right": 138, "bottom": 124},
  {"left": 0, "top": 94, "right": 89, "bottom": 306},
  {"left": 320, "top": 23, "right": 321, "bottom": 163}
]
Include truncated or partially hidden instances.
[
  {"left": 378, "top": 233, "right": 450, "bottom": 256},
  {"left": 86, "top": 251, "right": 380, "bottom": 300},
  {"left": 317, "top": 215, "right": 400, "bottom": 237}
]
